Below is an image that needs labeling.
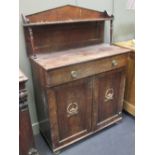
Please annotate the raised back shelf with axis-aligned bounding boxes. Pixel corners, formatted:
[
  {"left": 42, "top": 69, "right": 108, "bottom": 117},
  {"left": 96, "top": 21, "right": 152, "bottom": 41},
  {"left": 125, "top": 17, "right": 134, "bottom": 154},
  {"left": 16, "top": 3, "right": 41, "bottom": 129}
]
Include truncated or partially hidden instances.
[{"left": 23, "top": 5, "right": 114, "bottom": 57}]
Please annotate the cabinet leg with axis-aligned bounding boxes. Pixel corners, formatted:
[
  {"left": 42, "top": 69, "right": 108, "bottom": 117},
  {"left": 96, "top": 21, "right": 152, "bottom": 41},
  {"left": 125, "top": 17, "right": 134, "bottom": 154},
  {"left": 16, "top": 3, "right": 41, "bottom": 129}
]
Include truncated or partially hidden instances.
[
  {"left": 53, "top": 150, "right": 61, "bottom": 155},
  {"left": 28, "top": 148, "right": 40, "bottom": 155}
]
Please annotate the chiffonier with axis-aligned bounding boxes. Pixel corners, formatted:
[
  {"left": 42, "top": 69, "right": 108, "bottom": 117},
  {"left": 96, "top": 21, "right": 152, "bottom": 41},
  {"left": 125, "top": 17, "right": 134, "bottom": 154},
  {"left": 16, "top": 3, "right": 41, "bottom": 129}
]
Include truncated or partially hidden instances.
[
  {"left": 19, "top": 70, "right": 39, "bottom": 155},
  {"left": 22, "top": 5, "right": 131, "bottom": 153}
]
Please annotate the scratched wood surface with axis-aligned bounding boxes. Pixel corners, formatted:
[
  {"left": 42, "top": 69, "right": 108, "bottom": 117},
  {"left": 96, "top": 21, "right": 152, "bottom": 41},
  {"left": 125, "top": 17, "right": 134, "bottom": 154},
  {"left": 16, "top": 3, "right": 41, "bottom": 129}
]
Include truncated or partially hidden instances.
[
  {"left": 23, "top": 6, "right": 131, "bottom": 153},
  {"left": 25, "top": 5, "right": 113, "bottom": 24},
  {"left": 33, "top": 44, "right": 130, "bottom": 70},
  {"left": 23, "top": 5, "right": 113, "bottom": 56},
  {"left": 45, "top": 54, "right": 128, "bottom": 87}
]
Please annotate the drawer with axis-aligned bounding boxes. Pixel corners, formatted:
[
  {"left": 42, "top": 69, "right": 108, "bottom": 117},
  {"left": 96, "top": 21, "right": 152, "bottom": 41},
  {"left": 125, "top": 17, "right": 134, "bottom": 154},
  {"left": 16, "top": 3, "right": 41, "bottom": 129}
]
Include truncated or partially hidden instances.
[{"left": 45, "top": 54, "right": 128, "bottom": 87}]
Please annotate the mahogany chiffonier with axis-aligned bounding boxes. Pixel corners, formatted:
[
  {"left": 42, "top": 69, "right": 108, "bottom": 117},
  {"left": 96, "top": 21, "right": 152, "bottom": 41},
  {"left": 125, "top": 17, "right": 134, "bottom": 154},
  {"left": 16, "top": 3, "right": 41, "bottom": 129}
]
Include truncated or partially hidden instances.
[
  {"left": 22, "top": 5, "right": 132, "bottom": 153},
  {"left": 19, "top": 70, "right": 40, "bottom": 155},
  {"left": 114, "top": 40, "right": 135, "bottom": 116}
]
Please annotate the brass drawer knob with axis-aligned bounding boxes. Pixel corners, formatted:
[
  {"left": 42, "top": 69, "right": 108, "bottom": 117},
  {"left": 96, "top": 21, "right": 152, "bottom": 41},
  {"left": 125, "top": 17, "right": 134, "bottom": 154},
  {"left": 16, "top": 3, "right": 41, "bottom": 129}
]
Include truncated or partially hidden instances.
[
  {"left": 112, "top": 60, "right": 118, "bottom": 67},
  {"left": 71, "top": 71, "right": 78, "bottom": 78}
]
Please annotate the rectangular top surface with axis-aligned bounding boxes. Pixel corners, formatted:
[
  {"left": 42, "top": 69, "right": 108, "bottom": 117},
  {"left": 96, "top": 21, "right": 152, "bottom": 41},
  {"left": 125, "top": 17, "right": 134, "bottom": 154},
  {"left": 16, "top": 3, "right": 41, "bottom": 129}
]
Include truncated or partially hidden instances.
[{"left": 32, "top": 44, "right": 131, "bottom": 70}]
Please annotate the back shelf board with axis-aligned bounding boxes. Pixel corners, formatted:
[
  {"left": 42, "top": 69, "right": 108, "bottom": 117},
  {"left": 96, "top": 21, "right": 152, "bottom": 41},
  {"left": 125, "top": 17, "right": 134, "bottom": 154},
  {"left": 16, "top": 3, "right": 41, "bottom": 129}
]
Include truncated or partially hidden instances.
[
  {"left": 23, "top": 5, "right": 114, "bottom": 56},
  {"left": 23, "top": 5, "right": 113, "bottom": 26}
]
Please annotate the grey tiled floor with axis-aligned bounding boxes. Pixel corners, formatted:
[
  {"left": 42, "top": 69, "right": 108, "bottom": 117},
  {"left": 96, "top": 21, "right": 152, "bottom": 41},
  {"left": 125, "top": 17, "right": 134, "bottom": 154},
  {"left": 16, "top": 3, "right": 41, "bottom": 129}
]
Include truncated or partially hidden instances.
[{"left": 35, "top": 112, "right": 135, "bottom": 155}]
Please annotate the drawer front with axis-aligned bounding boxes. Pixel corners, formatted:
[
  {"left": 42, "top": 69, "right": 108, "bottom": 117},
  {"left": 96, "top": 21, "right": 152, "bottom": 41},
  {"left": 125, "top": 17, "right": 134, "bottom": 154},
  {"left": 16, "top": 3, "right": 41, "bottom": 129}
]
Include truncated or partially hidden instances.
[{"left": 45, "top": 54, "right": 128, "bottom": 87}]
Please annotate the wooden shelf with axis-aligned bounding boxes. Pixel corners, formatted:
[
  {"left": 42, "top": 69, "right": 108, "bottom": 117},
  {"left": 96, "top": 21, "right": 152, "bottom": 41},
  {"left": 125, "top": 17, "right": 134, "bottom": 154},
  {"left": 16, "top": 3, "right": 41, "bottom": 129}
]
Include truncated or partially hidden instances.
[
  {"left": 22, "top": 5, "right": 113, "bottom": 27},
  {"left": 23, "top": 18, "right": 112, "bottom": 27}
]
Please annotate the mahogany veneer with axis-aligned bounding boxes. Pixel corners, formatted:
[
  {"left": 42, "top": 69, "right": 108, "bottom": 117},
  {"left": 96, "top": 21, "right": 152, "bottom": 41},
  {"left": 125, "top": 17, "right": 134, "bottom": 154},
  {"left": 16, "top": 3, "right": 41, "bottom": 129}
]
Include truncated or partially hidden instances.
[{"left": 23, "top": 5, "right": 132, "bottom": 153}]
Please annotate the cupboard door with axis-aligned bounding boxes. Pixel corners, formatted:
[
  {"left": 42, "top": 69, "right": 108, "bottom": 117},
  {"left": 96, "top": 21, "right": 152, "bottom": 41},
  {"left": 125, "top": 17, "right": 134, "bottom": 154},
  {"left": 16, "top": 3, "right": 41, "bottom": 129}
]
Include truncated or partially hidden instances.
[
  {"left": 47, "top": 78, "right": 92, "bottom": 148},
  {"left": 93, "top": 68, "right": 126, "bottom": 131}
]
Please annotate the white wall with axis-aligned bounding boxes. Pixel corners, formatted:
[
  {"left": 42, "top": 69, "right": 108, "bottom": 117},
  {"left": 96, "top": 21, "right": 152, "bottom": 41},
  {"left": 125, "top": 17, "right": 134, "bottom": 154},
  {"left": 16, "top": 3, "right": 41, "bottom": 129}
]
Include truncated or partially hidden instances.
[{"left": 113, "top": 0, "right": 135, "bottom": 42}]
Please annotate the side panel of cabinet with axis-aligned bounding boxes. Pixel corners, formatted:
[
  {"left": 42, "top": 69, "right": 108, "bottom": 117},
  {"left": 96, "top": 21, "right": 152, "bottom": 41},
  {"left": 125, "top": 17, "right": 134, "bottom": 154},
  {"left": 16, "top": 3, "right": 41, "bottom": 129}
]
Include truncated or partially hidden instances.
[
  {"left": 47, "top": 78, "right": 93, "bottom": 149},
  {"left": 124, "top": 52, "right": 135, "bottom": 116},
  {"left": 31, "top": 61, "right": 52, "bottom": 146},
  {"left": 93, "top": 68, "right": 126, "bottom": 131}
]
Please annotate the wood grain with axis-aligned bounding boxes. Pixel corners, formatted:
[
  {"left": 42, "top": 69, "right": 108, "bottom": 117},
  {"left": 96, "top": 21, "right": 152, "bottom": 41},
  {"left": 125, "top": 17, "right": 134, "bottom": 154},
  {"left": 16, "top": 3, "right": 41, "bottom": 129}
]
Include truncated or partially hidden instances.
[
  {"left": 45, "top": 54, "right": 128, "bottom": 87},
  {"left": 124, "top": 52, "right": 135, "bottom": 115},
  {"left": 114, "top": 41, "right": 135, "bottom": 116},
  {"left": 47, "top": 78, "right": 92, "bottom": 148},
  {"left": 93, "top": 68, "right": 125, "bottom": 130},
  {"left": 22, "top": 6, "right": 131, "bottom": 153},
  {"left": 25, "top": 5, "right": 113, "bottom": 23},
  {"left": 32, "top": 44, "right": 130, "bottom": 70},
  {"left": 19, "top": 70, "right": 39, "bottom": 155},
  {"left": 23, "top": 5, "right": 114, "bottom": 56}
]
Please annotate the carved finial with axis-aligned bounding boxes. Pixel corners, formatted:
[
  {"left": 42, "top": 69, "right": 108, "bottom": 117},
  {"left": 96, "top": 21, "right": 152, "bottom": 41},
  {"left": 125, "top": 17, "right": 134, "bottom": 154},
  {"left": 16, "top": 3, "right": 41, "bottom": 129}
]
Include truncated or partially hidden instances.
[
  {"left": 102, "top": 11, "right": 114, "bottom": 19},
  {"left": 103, "top": 11, "right": 108, "bottom": 17},
  {"left": 102, "top": 11, "right": 114, "bottom": 44}
]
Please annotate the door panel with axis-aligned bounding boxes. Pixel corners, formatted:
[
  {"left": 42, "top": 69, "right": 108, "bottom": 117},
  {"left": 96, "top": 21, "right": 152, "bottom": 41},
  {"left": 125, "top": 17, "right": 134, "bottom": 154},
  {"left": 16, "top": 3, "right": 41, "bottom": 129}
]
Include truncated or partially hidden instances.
[
  {"left": 93, "top": 68, "right": 125, "bottom": 130},
  {"left": 48, "top": 78, "right": 92, "bottom": 147}
]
